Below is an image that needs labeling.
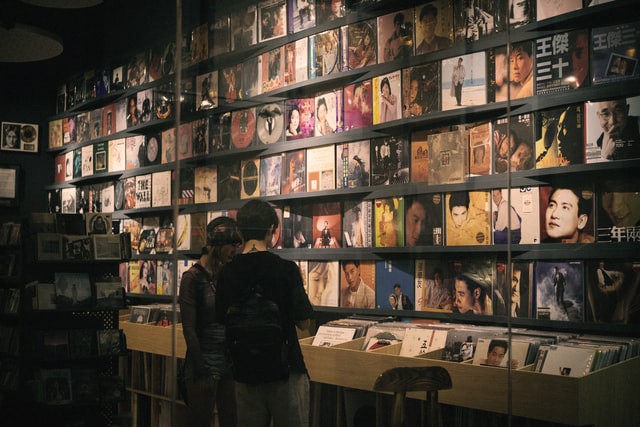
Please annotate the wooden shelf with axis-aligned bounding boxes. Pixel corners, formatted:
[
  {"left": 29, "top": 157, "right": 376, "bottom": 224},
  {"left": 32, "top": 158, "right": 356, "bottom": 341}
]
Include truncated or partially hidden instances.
[{"left": 300, "top": 337, "right": 640, "bottom": 427}]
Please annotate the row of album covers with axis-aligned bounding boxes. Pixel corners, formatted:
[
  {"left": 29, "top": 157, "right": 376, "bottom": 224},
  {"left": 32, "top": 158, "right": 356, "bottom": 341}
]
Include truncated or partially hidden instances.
[
  {"left": 54, "top": 0, "right": 629, "bottom": 114},
  {"left": 309, "top": 318, "right": 640, "bottom": 377},
  {"left": 114, "top": 255, "right": 640, "bottom": 325}
]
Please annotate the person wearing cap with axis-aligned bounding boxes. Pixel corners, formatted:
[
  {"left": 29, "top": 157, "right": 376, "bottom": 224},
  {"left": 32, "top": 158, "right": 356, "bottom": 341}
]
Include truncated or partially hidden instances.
[
  {"left": 179, "top": 216, "right": 243, "bottom": 427},
  {"left": 453, "top": 273, "right": 492, "bottom": 315}
]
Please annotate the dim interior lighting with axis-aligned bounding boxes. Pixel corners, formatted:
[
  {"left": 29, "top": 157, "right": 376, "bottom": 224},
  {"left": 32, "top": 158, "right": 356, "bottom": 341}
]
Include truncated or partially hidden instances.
[
  {"left": 20, "top": 0, "right": 102, "bottom": 8},
  {"left": 0, "top": 23, "right": 63, "bottom": 63}
]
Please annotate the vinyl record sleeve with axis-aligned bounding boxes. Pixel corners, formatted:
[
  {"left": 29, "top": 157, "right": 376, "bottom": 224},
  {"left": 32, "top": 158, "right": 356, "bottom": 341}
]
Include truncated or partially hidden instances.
[
  {"left": 241, "top": 158, "right": 260, "bottom": 199},
  {"left": 378, "top": 9, "right": 413, "bottom": 63},
  {"left": 336, "top": 140, "right": 370, "bottom": 188},
  {"left": 256, "top": 103, "right": 285, "bottom": 144},
  {"left": 231, "top": 108, "right": 256, "bottom": 149}
]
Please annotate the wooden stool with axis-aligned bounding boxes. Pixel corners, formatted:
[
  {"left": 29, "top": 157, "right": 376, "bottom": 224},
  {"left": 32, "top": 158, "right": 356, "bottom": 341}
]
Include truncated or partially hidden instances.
[{"left": 373, "top": 366, "right": 452, "bottom": 427}]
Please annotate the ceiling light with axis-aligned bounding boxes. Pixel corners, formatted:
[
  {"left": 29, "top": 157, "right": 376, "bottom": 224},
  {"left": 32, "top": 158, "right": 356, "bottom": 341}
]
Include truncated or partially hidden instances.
[{"left": 0, "top": 23, "right": 63, "bottom": 62}]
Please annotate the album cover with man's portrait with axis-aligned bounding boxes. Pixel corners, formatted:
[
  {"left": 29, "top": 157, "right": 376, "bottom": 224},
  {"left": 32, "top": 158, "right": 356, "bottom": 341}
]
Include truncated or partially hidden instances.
[
  {"left": 492, "top": 113, "right": 535, "bottom": 174},
  {"left": 377, "top": 9, "right": 413, "bottom": 64},
  {"left": 89, "top": 109, "right": 103, "bottom": 140},
  {"left": 441, "top": 52, "right": 487, "bottom": 111},
  {"left": 75, "top": 113, "right": 90, "bottom": 145},
  {"left": 538, "top": 185, "right": 595, "bottom": 244},
  {"left": 288, "top": 0, "right": 315, "bottom": 34},
  {"left": 533, "top": 260, "right": 584, "bottom": 322},
  {"left": 371, "top": 136, "right": 409, "bottom": 186},
  {"left": 585, "top": 95, "right": 640, "bottom": 163},
  {"left": 445, "top": 190, "right": 491, "bottom": 246},
  {"left": 591, "top": 22, "right": 640, "bottom": 85},
  {"left": 375, "top": 259, "right": 414, "bottom": 311},
  {"left": 316, "top": 0, "right": 344, "bottom": 26},
  {"left": 259, "top": 0, "right": 287, "bottom": 43},
  {"left": 336, "top": 140, "right": 370, "bottom": 189},
  {"left": 405, "top": 194, "right": 443, "bottom": 247},
  {"left": 414, "top": 0, "right": 453, "bottom": 56},
  {"left": 596, "top": 179, "right": 640, "bottom": 244},
  {"left": 536, "top": 30, "right": 589, "bottom": 95},
  {"left": 402, "top": 63, "right": 440, "bottom": 118}
]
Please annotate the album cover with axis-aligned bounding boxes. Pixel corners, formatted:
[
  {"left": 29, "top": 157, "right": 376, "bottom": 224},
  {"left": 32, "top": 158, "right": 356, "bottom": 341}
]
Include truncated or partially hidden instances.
[
  {"left": 281, "top": 149, "right": 306, "bottom": 194},
  {"left": 49, "top": 119, "right": 62, "bottom": 149},
  {"left": 56, "top": 83, "right": 66, "bottom": 114},
  {"left": 111, "top": 65, "right": 125, "bottom": 92},
  {"left": 377, "top": 9, "right": 413, "bottom": 63},
  {"left": 306, "top": 145, "right": 335, "bottom": 192},
  {"left": 184, "top": 77, "right": 198, "bottom": 114},
  {"left": 585, "top": 95, "right": 640, "bottom": 162},
  {"left": 195, "top": 71, "right": 218, "bottom": 111},
  {"left": 372, "top": 70, "right": 402, "bottom": 124},
  {"left": 336, "top": 140, "right": 370, "bottom": 188},
  {"left": 256, "top": 103, "right": 285, "bottom": 144},
  {"left": 191, "top": 212, "right": 208, "bottom": 252},
  {"left": 261, "top": 47, "right": 284, "bottom": 93},
  {"left": 189, "top": 23, "right": 208, "bottom": 65},
  {"left": 362, "top": 324, "right": 407, "bottom": 351},
  {"left": 128, "top": 261, "right": 142, "bottom": 293},
  {"left": 468, "top": 122, "right": 491, "bottom": 176},
  {"left": 38, "top": 368, "right": 72, "bottom": 405},
  {"left": 534, "top": 260, "right": 584, "bottom": 321},
  {"left": 285, "top": 98, "right": 314, "bottom": 140},
  {"left": 153, "top": 84, "right": 173, "bottom": 120},
  {"left": 535, "top": 104, "right": 584, "bottom": 168},
  {"left": 75, "top": 112, "right": 90, "bottom": 145},
  {"left": 596, "top": 179, "right": 640, "bottom": 243},
  {"left": 135, "top": 174, "right": 152, "bottom": 209},
  {"left": 217, "top": 161, "right": 241, "bottom": 201},
  {"left": 492, "top": 113, "right": 535, "bottom": 173},
  {"left": 536, "top": 30, "right": 589, "bottom": 95},
  {"left": 402, "top": 63, "right": 440, "bottom": 118},
  {"left": 316, "top": 0, "right": 344, "bottom": 25},
  {"left": 283, "top": 37, "right": 309, "bottom": 86},
  {"left": 123, "top": 178, "right": 136, "bottom": 210},
  {"left": 405, "top": 194, "right": 444, "bottom": 247},
  {"left": 414, "top": 0, "right": 453, "bottom": 55},
  {"left": 114, "top": 99, "right": 127, "bottom": 133},
  {"left": 490, "top": 42, "right": 531, "bottom": 102},
  {"left": 343, "top": 19, "right": 377, "bottom": 71},
  {"left": 591, "top": 22, "right": 640, "bottom": 85},
  {"left": 100, "top": 183, "right": 114, "bottom": 214},
  {"left": 54, "top": 272, "right": 92, "bottom": 308},
  {"left": 453, "top": 0, "right": 496, "bottom": 43},
  {"left": 312, "top": 202, "right": 341, "bottom": 248},
  {"left": 536, "top": 0, "right": 581, "bottom": 20},
  {"left": 159, "top": 128, "right": 175, "bottom": 164},
  {"left": 375, "top": 259, "right": 415, "bottom": 310},
  {"left": 492, "top": 186, "right": 540, "bottom": 245},
  {"left": 306, "top": 261, "right": 339, "bottom": 307},
  {"left": 147, "top": 46, "right": 163, "bottom": 83},
  {"left": 586, "top": 259, "right": 640, "bottom": 324},
  {"left": 311, "top": 29, "right": 341, "bottom": 77},
  {"left": 288, "top": 0, "right": 315, "bottom": 33},
  {"left": 156, "top": 260, "right": 175, "bottom": 295},
  {"left": 151, "top": 171, "right": 171, "bottom": 208},
  {"left": 242, "top": 55, "right": 262, "bottom": 99},
  {"left": 231, "top": 5, "right": 257, "bottom": 50},
  {"left": 343, "top": 80, "right": 373, "bottom": 131},
  {"left": 53, "top": 154, "right": 66, "bottom": 184},
  {"left": 338, "top": 260, "right": 376, "bottom": 308},
  {"left": 259, "top": 155, "right": 282, "bottom": 196},
  {"left": 450, "top": 256, "right": 497, "bottom": 315},
  {"left": 494, "top": 260, "right": 532, "bottom": 317},
  {"left": 138, "top": 90, "right": 154, "bottom": 124},
  {"left": 124, "top": 136, "right": 144, "bottom": 170},
  {"left": 138, "top": 227, "right": 156, "bottom": 254},
  {"left": 231, "top": 108, "right": 256, "bottom": 149},
  {"left": 400, "top": 327, "right": 449, "bottom": 356},
  {"left": 80, "top": 145, "right": 92, "bottom": 178},
  {"left": 89, "top": 108, "right": 103, "bottom": 140},
  {"left": 312, "top": 325, "right": 358, "bottom": 347},
  {"left": 126, "top": 53, "right": 147, "bottom": 88},
  {"left": 73, "top": 148, "right": 82, "bottom": 179},
  {"left": 241, "top": 158, "right": 260, "bottom": 199},
  {"left": 176, "top": 214, "right": 191, "bottom": 251},
  {"left": 209, "top": 15, "right": 230, "bottom": 57},
  {"left": 342, "top": 199, "right": 372, "bottom": 248},
  {"left": 281, "top": 202, "right": 312, "bottom": 248},
  {"left": 178, "top": 122, "right": 193, "bottom": 160},
  {"left": 92, "top": 141, "right": 108, "bottom": 175},
  {"left": 139, "top": 259, "right": 157, "bottom": 294},
  {"left": 221, "top": 64, "right": 242, "bottom": 104},
  {"left": 441, "top": 52, "right": 487, "bottom": 111},
  {"left": 194, "top": 166, "right": 217, "bottom": 204},
  {"left": 209, "top": 112, "right": 232, "bottom": 152},
  {"left": 374, "top": 197, "right": 405, "bottom": 247},
  {"left": 106, "top": 138, "right": 125, "bottom": 173},
  {"left": 177, "top": 168, "right": 194, "bottom": 206},
  {"left": 415, "top": 258, "right": 453, "bottom": 312},
  {"left": 445, "top": 190, "right": 491, "bottom": 246},
  {"left": 539, "top": 185, "right": 595, "bottom": 244},
  {"left": 63, "top": 116, "right": 75, "bottom": 145},
  {"left": 101, "top": 104, "right": 115, "bottom": 137},
  {"left": 427, "top": 129, "right": 467, "bottom": 185},
  {"left": 188, "top": 120, "right": 207, "bottom": 159},
  {"left": 49, "top": 189, "right": 62, "bottom": 214},
  {"left": 370, "top": 136, "right": 409, "bottom": 185},
  {"left": 259, "top": 0, "right": 287, "bottom": 42},
  {"left": 113, "top": 180, "right": 125, "bottom": 211}
]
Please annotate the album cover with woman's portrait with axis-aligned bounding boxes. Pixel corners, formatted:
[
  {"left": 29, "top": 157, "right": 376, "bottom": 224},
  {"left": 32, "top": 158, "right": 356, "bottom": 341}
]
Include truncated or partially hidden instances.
[
  {"left": 257, "top": 103, "right": 285, "bottom": 145},
  {"left": 343, "top": 19, "right": 377, "bottom": 71},
  {"left": 288, "top": 0, "right": 315, "bottom": 34},
  {"left": 535, "top": 104, "right": 584, "bottom": 169},
  {"left": 336, "top": 140, "right": 370, "bottom": 188},
  {"left": 281, "top": 149, "right": 306, "bottom": 194},
  {"left": 259, "top": 0, "right": 287, "bottom": 43},
  {"left": 342, "top": 199, "right": 372, "bottom": 248},
  {"left": 231, "top": 108, "right": 256, "bottom": 149},
  {"left": 343, "top": 80, "right": 373, "bottom": 131},
  {"left": 284, "top": 38, "right": 308, "bottom": 86},
  {"left": 285, "top": 98, "right": 315, "bottom": 140},
  {"left": 315, "top": 90, "right": 343, "bottom": 136},
  {"left": 311, "top": 29, "right": 341, "bottom": 77},
  {"left": 492, "top": 113, "right": 535, "bottom": 173},
  {"left": 306, "top": 261, "right": 339, "bottom": 307},
  {"left": 402, "top": 63, "right": 441, "bottom": 117},
  {"left": 262, "top": 46, "right": 284, "bottom": 93},
  {"left": 373, "top": 70, "right": 402, "bottom": 125},
  {"left": 231, "top": 5, "right": 257, "bottom": 50}
]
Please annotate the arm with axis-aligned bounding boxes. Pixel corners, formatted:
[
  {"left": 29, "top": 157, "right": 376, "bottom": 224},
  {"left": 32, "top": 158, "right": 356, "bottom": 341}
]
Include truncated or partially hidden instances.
[{"left": 178, "top": 270, "right": 207, "bottom": 377}]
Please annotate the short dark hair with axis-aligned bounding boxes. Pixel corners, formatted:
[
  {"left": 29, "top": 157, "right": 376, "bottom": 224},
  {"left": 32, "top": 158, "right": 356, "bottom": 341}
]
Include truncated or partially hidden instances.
[
  {"left": 548, "top": 187, "right": 592, "bottom": 218},
  {"left": 511, "top": 42, "right": 532, "bottom": 58},
  {"left": 393, "top": 13, "right": 404, "bottom": 25},
  {"left": 488, "top": 339, "right": 508, "bottom": 354},
  {"left": 342, "top": 260, "right": 360, "bottom": 270},
  {"left": 456, "top": 274, "right": 488, "bottom": 303},
  {"left": 393, "top": 283, "right": 401, "bottom": 290},
  {"left": 420, "top": 4, "right": 437, "bottom": 21},
  {"left": 449, "top": 191, "right": 470, "bottom": 212},
  {"left": 237, "top": 199, "right": 279, "bottom": 241}
]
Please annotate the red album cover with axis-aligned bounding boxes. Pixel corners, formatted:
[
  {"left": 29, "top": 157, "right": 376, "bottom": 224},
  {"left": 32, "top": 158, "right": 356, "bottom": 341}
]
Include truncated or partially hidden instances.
[
  {"left": 231, "top": 108, "right": 256, "bottom": 149},
  {"left": 343, "top": 80, "right": 373, "bottom": 131},
  {"left": 312, "top": 202, "right": 342, "bottom": 248}
]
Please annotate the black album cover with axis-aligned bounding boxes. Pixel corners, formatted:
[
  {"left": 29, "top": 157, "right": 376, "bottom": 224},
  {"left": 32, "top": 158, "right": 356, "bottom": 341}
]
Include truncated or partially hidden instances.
[
  {"left": 210, "top": 112, "right": 232, "bottom": 152},
  {"left": 162, "top": 41, "right": 176, "bottom": 77},
  {"left": 93, "top": 141, "right": 108, "bottom": 174},
  {"left": 138, "top": 89, "right": 154, "bottom": 124},
  {"left": 218, "top": 161, "right": 241, "bottom": 201},
  {"left": 180, "top": 77, "right": 196, "bottom": 115},
  {"left": 191, "top": 23, "right": 209, "bottom": 64},
  {"left": 596, "top": 179, "right": 640, "bottom": 243},
  {"left": 257, "top": 103, "right": 285, "bottom": 145},
  {"left": 196, "top": 71, "right": 218, "bottom": 110},
  {"left": 111, "top": 65, "right": 125, "bottom": 92},
  {"left": 536, "top": 29, "right": 589, "bottom": 95},
  {"left": 210, "top": 15, "right": 230, "bottom": 57},
  {"left": 144, "top": 134, "right": 161, "bottom": 166},
  {"left": 179, "top": 168, "right": 195, "bottom": 205},
  {"left": 90, "top": 109, "right": 102, "bottom": 140},
  {"left": 343, "top": 19, "right": 377, "bottom": 71},
  {"left": 402, "top": 63, "right": 440, "bottom": 117},
  {"left": 154, "top": 85, "right": 173, "bottom": 120},
  {"left": 453, "top": 0, "right": 496, "bottom": 43},
  {"left": 492, "top": 113, "right": 535, "bottom": 173},
  {"left": 192, "top": 118, "right": 208, "bottom": 157},
  {"left": 282, "top": 202, "right": 312, "bottom": 248},
  {"left": 405, "top": 194, "right": 443, "bottom": 247},
  {"left": 241, "top": 158, "right": 260, "bottom": 199},
  {"left": 231, "top": 108, "right": 256, "bottom": 149},
  {"left": 591, "top": 22, "right": 640, "bottom": 85},
  {"left": 231, "top": 5, "right": 257, "bottom": 50},
  {"left": 242, "top": 55, "right": 262, "bottom": 99},
  {"left": 370, "top": 136, "right": 410, "bottom": 186},
  {"left": 586, "top": 259, "right": 640, "bottom": 324}
]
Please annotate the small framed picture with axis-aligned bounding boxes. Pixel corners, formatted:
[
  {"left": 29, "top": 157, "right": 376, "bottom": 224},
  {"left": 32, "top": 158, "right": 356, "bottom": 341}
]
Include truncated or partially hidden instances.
[
  {"left": 95, "top": 276, "right": 125, "bottom": 309},
  {"left": 92, "top": 234, "right": 122, "bottom": 260},
  {"left": 1, "top": 121, "right": 39, "bottom": 153},
  {"left": 37, "top": 233, "right": 64, "bottom": 261}
]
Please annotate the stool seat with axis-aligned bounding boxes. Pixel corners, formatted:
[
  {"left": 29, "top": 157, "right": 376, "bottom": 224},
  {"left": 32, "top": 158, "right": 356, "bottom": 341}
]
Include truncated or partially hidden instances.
[{"left": 374, "top": 366, "right": 452, "bottom": 427}]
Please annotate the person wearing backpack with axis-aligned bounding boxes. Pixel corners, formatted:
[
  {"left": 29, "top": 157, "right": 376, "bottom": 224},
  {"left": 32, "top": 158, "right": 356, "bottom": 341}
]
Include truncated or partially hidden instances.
[
  {"left": 216, "top": 199, "right": 314, "bottom": 427},
  {"left": 179, "top": 216, "right": 243, "bottom": 427}
]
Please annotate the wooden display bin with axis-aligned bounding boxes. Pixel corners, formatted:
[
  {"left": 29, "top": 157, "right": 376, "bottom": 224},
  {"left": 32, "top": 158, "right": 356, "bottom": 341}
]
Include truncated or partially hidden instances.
[
  {"left": 121, "top": 319, "right": 187, "bottom": 358},
  {"left": 300, "top": 337, "right": 640, "bottom": 427}
]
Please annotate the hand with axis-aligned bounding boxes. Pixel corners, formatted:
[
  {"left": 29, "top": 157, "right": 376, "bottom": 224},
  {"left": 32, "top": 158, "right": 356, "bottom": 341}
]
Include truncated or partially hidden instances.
[{"left": 601, "top": 134, "right": 617, "bottom": 160}]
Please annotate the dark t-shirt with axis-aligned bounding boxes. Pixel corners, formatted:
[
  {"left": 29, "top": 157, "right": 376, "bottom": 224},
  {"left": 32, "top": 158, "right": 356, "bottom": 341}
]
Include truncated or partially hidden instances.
[{"left": 216, "top": 251, "right": 314, "bottom": 374}]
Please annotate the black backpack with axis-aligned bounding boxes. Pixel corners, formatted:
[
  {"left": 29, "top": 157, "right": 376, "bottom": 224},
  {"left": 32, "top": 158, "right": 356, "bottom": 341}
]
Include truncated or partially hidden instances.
[{"left": 224, "top": 280, "right": 290, "bottom": 384}]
